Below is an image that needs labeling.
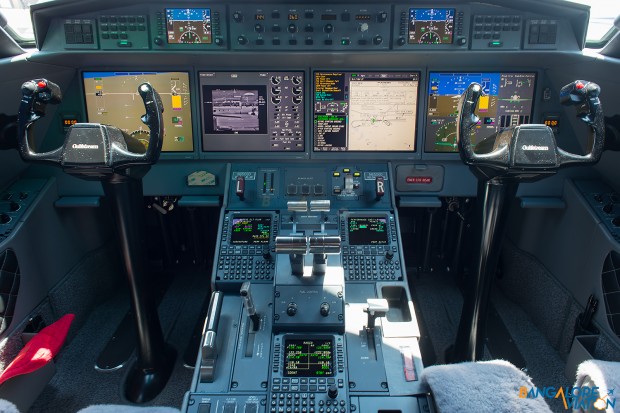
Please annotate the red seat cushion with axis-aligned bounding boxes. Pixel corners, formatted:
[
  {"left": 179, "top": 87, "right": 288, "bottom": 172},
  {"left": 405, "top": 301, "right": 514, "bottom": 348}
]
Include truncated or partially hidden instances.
[{"left": 0, "top": 314, "right": 74, "bottom": 386}]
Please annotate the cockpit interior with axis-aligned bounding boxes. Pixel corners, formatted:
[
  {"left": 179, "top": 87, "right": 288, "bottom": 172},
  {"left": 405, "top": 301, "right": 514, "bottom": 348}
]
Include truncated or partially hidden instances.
[{"left": 0, "top": 0, "right": 619, "bottom": 412}]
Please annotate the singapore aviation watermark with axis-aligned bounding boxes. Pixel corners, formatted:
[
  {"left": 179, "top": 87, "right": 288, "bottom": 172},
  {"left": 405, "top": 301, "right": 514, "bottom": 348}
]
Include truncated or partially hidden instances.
[{"left": 519, "top": 386, "right": 616, "bottom": 410}]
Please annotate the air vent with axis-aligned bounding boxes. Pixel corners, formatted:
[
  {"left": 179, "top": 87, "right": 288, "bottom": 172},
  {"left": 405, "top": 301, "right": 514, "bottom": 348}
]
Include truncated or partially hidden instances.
[
  {"left": 602, "top": 251, "right": 620, "bottom": 340},
  {"left": 0, "top": 249, "right": 20, "bottom": 334}
]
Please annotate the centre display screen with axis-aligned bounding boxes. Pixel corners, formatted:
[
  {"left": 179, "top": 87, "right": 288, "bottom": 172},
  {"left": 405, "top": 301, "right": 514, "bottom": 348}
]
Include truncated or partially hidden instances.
[
  {"left": 425, "top": 72, "right": 537, "bottom": 152},
  {"left": 347, "top": 217, "right": 389, "bottom": 245},
  {"left": 284, "top": 338, "right": 334, "bottom": 377},
  {"left": 314, "top": 72, "right": 419, "bottom": 152},
  {"left": 166, "top": 8, "right": 212, "bottom": 44},
  {"left": 230, "top": 216, "right": 272, "bottom": 245},
  {"left": 199, "top": 71, "right": 304, "bottom": 152},
  {"left": 82, "top": 71, "right": 193, "bottom": 152},
  {"left": 409, "top": 8, "right": 455, "bottom": 44}
]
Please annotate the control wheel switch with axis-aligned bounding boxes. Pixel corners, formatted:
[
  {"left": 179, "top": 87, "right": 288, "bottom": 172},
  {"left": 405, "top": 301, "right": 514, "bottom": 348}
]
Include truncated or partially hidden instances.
[
  {"left": 236, "top": 176, "right": 245, "bottom": 200},
  {"left": 364, "top": 298, "right": 389, "bottom": 330},
  {"left": 375, "top": 176, "right": 385, "bottom": 200}
]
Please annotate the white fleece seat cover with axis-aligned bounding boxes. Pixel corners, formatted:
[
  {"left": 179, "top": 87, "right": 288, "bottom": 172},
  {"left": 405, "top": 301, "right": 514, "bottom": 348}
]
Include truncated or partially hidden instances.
[
  {"left": 421, "top": 360, "right": 553, "bottom": 413},
  {"left": 574, "top": 359, "right": 620, "bottom": 413}
]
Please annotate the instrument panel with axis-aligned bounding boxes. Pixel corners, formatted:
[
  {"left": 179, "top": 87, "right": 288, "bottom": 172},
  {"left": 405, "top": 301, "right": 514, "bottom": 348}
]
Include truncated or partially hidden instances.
[
  {"left": 51, "top": 3, "right": 567, "bottom": 52},
  {"left": 47, "top": 2, "right": 576, "bottom": 158}
]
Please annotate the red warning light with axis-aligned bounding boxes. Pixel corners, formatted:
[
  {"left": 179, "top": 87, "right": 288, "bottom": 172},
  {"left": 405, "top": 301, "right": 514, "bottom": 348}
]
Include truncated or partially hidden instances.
[
  {"left": 37, "top": 80, "right": 47, "bottom": 88},
  {"left": 575, "top": 82, "right": 585, "bottom": 90}
]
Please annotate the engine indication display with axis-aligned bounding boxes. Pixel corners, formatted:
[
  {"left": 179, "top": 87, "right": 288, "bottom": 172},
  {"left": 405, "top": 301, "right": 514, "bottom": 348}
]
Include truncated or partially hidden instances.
[
  {"left": 166, "top": 8, "right": 212, "bottom": 44},
  {"left": 284, "top": 338, "right": 334, "bottom": 377},
  {"left": 408, "top": 8, "right": 454, "bottom": 44},
  {"left": 200, "top": 72, "right": 304, "bottom": 152},
  {"left": 230, "top": 216, "right": 272, "bottom": 245},
  {"left": 425, "top": 72, "right": 536, "bottom": 152},
  {"left": 348, "top": 217, "right": 388, "bottom": 245},
  {"left": 314, "top": 72, "right": 419, "bottom": 152}
]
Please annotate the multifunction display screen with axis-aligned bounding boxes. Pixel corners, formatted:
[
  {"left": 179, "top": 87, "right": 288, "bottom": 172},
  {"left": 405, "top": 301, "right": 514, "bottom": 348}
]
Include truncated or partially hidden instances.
[
  {"left": 284, "top": 338, "right": 334, "bottom": 377},
  {"left": 409, "top": 8, "right": 454, "bottom": 44},
  {"left": 166, "top": 8, "right": 212, "bottom": 44},
  {"left": 426, "top": 72, "right": 536, "bottom": 152},
  {"left": 200, "top": 72, "right": 304, "bottom": 152},
  {"left": 82, "top": 71, "right": 193, "bottom": 152},
  {"left": 314, "top": 72, "right": 419, "bottom": 152},
  {"left": 230, "top": 216, "right": 271, "bottom": 245},
  {"left": 347, "top": 217, "right": 389, "bottom": 245}
]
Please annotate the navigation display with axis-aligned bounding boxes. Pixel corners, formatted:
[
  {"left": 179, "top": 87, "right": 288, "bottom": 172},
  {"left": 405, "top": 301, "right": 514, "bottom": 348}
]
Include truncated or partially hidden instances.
[
  {"left": 348, "top": 217, "right": 389, "bottom": 245},
  {"left": 82, "top": 71, "right": 193, "bottom": 152},
  {"left": 284, "top": 338, "right": 334, "bottom": 377},
  {"left": 314, "top": 72, "right": 419, "bottom": 152},
  {"left": 166, "top": 8, "right": 212, "bottom": 44},
  {"left": 426, "top": 72, "right": 536, "bottom": 152},
  {"left": 200, "top": 72, "right": 304, "bottom": 152},
  {"left": 409, "top": 8, "right": 454, "bottom": 44},
  {"left": 230, "top": 216, "right": 272, "bottom": 245}
]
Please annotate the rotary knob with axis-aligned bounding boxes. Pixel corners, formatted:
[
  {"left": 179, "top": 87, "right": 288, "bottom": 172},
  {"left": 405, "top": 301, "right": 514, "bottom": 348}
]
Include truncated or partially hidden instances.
[
  {"left": 328, "top": 384, "right": 338, "bottom": 399},
  {"left": 320, "top": 302, "right": 330, "bottom": 317},
  {"left": 286, "top": 302, "right": 298, "bottom": 316},
  {"left": 324, "top": 23, "right": 334, "bottom": 33}
]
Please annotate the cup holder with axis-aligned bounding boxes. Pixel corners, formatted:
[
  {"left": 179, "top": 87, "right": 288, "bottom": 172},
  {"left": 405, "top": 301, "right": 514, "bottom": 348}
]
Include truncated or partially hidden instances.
[{"left": 381, "top": 286, "right": 412, "bottom": 323}]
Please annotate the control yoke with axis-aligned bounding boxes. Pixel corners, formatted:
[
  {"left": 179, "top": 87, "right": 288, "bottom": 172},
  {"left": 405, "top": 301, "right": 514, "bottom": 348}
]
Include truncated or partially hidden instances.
[
  {"left": 17, "top": 78, "right": 164, "bottom": 172},
  {"left": 17, "top": 79, "right": 173, "bottom": 402},
  {"left": 450, "top": 80, "right": 605, "bottom": 363},
  {"left": 457, "top": 80, "right": 604, "bottom": 173}
]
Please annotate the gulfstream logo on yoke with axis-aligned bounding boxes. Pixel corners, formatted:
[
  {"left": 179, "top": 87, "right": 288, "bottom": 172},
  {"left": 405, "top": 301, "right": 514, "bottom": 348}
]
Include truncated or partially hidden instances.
[
  {"left": 72, "top": 143, "right": 99, "bottom": 149},
  {"left": 522, "top": 144, "right": 550, "bottom": 151}
]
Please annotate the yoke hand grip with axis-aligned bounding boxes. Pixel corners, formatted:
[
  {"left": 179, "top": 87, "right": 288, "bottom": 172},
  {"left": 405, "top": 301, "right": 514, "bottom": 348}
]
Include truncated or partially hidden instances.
[
  {"left": 558, "top": 80, "right": 605, "bottom": 165},
  {"left": 456, "top": 83, "right": 510, "bottom": 167},
  {"left": 17, "top": 78, "right": 63, "bottom": 164}
]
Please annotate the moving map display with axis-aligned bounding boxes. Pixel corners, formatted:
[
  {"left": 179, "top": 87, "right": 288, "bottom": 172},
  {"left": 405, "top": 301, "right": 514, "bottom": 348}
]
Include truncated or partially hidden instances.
[
  {"left": 82, "top": 71, "right": 193, "bottom": 152},
  {"left": 165, "top": 8, "right": 212, "bottom": 44},
  {"left": 314, "top": 72, "right": 419, "bottom": 152},
  {"left": 425, "top": 72, "right": 536, "bottom": 152},
  {"left": 409, "top": 8, "right": 454, "bottom": 44}
]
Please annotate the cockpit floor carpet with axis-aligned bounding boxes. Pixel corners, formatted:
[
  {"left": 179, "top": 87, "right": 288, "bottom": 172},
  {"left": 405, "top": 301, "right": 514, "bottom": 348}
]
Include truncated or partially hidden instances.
[{"left": 28, "top": 270, "right": 210, "bottom": 413}]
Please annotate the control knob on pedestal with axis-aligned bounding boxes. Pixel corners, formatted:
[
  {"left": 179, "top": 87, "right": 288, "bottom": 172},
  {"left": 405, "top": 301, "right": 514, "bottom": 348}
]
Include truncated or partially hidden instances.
[
  {"left": 286, "top": 302, "right": 298, "bottom": 316},
  {"left": 320, "top": 302, "right": 330, "bottom": 317},
  {"left": 385, "top": 250, "right": 394, "bottom": 260},
  {"left": 328, "top": 384, "right": 338, "bottom": 399}
]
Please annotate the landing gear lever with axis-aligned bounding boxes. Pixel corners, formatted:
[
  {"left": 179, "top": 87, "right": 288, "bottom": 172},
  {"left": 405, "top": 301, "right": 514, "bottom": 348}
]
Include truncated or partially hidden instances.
[
  {"left": 450, "top": 80, "right": 605, "bottom": 363},
  {"left": 17, "top": 79, "right": 174, "bottom": 402}
]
